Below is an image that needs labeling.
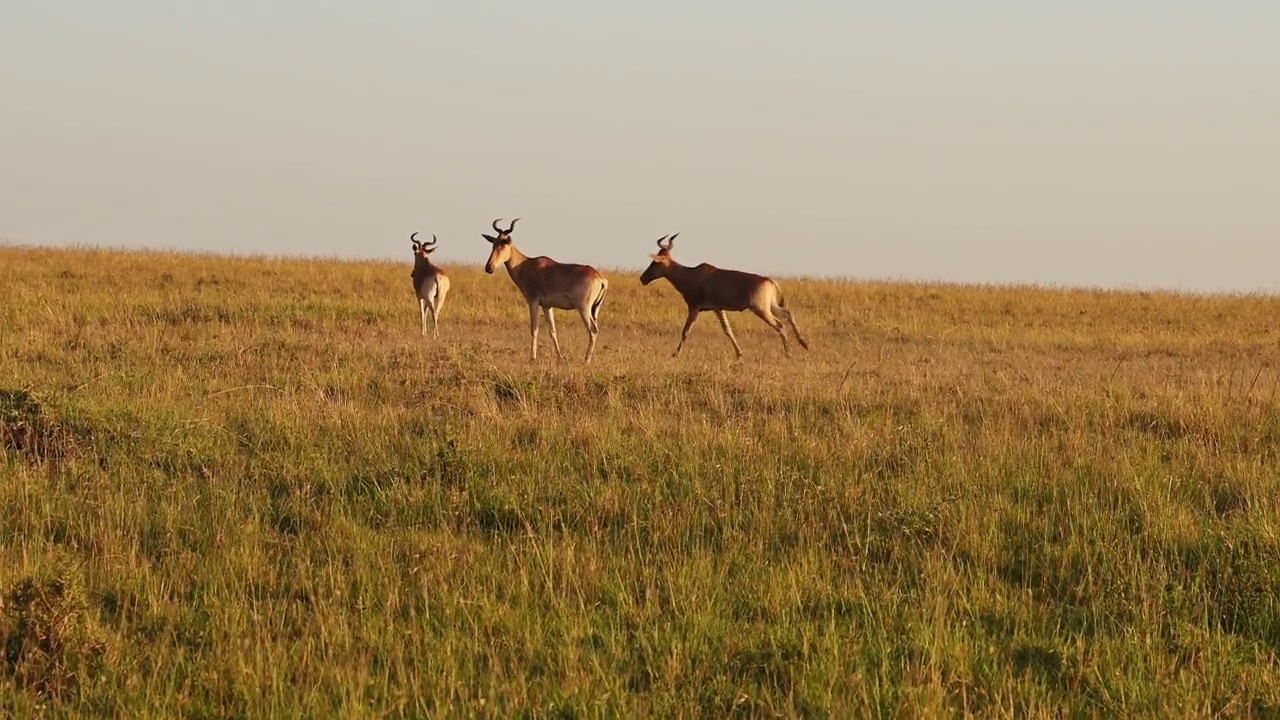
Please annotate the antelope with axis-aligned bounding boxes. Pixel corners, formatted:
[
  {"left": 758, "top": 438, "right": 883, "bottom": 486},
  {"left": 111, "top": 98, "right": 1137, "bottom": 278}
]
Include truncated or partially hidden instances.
[
  {"left": 639, "top": 233, "right": 809, "bottom": 358},
  {"left": 482, "top": 217, "right": 609, "bottom": 363},
  {"left": 410, "top": 231, "right": 450, "bottom": 338}
]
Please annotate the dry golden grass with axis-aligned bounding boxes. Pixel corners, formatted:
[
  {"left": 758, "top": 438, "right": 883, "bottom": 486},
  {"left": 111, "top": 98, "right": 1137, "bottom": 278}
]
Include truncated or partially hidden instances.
[{"left": 3, "top": 243, "right": 1280, "bottom": 717}]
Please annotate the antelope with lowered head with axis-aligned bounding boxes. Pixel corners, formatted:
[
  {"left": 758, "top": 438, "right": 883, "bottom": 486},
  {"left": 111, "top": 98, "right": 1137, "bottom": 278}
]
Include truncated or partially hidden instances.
[
  {"left": 482, "top": 217, "right": 609, "bottom": 363},
  {"left": 410, "top": 232, "right": 450, "bottom": 338},
  {"left": 639, "top": 233, "right": 809, "bottom": 358}
]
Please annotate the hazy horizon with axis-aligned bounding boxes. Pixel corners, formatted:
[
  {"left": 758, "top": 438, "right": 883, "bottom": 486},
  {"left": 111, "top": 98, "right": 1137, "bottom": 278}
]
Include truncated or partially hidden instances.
[{"left": 3, "top": 2, "right": 1277, "bottom": 292}]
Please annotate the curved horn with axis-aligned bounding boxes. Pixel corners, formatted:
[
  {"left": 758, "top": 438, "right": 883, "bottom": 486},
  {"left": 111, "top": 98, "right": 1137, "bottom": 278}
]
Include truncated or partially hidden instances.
[
  {"left": 425, "top": 233, "right": 438, "bottom": 247},
  {"left": 492, "top": 217, "right": 520, "bottom": 235},
  {"left": 655, "top": 234, "right": 670, "bottom": 249},
  {"left": 666, "top": 232, "right": 679, "bottom": 248},
  {"left": 410, "top": 231, "right": 419, "bottom": 244}
]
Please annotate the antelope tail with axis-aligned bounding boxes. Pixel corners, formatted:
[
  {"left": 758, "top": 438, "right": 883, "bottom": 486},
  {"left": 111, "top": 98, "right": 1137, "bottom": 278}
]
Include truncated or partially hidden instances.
[{"left": 590, "top": 283, "right": 608, "bottom": 323}]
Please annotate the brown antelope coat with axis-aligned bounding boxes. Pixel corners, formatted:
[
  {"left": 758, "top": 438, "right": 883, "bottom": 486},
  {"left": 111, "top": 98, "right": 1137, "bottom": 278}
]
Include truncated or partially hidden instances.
[
  {"left": 410, "top": 232, "right": 450, "bottom": 338},
  {"left": 639, "top": 233, "right": 809, "bottom": 358},
  {"left": 483, "top": 218, "right": 609, "bottom": 363}
]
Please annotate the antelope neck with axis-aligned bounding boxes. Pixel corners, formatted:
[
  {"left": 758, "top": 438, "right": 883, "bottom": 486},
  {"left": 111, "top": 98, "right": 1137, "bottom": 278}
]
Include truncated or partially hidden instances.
[
  {"left": 662, "top": 259, "right": 695, "bottom": 287},
  {"left": 504, "top": 243, "right": 530, "bottom": 272}
]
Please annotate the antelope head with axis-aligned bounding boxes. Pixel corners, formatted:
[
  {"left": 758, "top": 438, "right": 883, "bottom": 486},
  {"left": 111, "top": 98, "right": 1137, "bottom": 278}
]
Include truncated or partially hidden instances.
[
  {"left": 411, "top": 231, "right": 439, "bottom": 259},
  {"left": 639, "top": 233, "right": 679, "bottom": 285},
  {"left": 482, "top": 217, "right": 520, "bottom": 273}
]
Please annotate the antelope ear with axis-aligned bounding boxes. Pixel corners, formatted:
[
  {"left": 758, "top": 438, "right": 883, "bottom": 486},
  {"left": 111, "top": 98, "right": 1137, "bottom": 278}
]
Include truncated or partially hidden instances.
[
  {"left": 422, "top": 246, "right": 436, "bottom": 255},
  {"left": 481, "top": 233, "right": 497, "bottom": 243},
  {"left": 649, "top": 254, "right": 661, "bottom": 261}
]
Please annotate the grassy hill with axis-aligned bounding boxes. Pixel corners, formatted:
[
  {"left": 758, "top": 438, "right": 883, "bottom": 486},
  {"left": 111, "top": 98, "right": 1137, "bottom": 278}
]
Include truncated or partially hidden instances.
[{"left": 3, "top": 244, "right": 1280, "bottom": 717}]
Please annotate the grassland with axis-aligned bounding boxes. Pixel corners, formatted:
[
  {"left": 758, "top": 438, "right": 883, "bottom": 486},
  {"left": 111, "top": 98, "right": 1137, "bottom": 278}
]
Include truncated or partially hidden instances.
[{"left": 3, "top": 243, "right": 1280, "bottom": 718}]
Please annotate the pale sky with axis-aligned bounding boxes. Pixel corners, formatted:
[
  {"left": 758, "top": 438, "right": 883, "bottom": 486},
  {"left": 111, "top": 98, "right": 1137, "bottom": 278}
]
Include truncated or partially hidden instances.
[{"left": 2, "top": 2, "right": 1277, "bottom": 292}]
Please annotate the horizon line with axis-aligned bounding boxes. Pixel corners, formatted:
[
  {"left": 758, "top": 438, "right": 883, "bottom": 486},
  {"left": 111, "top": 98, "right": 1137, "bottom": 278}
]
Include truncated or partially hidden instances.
[{"left": 4, "top": 239, "right": 1279, "bottom": 300}]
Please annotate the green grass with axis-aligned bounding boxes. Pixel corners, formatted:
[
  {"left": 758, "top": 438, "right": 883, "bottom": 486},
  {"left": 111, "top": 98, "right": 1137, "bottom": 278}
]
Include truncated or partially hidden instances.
[{"left": 3, "top": 244, "right": 1280, "bottom": 717}]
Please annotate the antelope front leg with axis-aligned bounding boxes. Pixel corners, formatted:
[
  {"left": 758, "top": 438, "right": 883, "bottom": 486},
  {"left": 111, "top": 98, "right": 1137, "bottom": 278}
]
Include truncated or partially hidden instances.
[
  {"left": 430, "top": 303, "right": 440, "bottom": 339},
  {"left": 419, "top": 298, "right": 428, "bottom": 338},
  {"left": 673, "top": 308, "right": 699, "bottom": 357},
  {"left": 716, "top": 310, "right": 744, "bottom": 358},
  {"left": 528, "top": 302, "right": 541, "bottom": 360},
  {"left": 544, "top": 307, "right": 564, "bottom": 360}
]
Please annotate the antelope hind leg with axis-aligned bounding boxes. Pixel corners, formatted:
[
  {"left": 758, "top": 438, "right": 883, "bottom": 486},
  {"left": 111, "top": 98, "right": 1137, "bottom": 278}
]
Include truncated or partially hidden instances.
[
  {"left": 578, "top": 307, "right": 598, "bottom": 363},
  {"left": 772, "top": 305, "right": 808, "bottom": 350},
  {"left": 751, "top": 307, "right": 790, "bottom": 356}
]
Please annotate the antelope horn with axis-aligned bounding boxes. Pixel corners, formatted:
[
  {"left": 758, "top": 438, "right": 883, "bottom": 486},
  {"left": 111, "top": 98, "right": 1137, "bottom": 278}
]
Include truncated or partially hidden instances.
[
  {"left": 666, "top": 232, "right": 679, "bottom": 248},
  {"left": 410, "top": 231, "right": 419, "bottom": 244},
  {"left": 655, "top": 234, "right": 670, "bottom": 248},
  {"left": 492, "top": 217, "right": 520, "bottom": 235},
  {"left": 424, "top": 233, "right": 438, "bottom": 247}
]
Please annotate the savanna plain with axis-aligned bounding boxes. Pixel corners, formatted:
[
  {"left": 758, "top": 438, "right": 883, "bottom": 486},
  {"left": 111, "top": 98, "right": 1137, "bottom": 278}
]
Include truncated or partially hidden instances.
[{"left": 3, "top": 244, "right": 1280, "bottom": 718}]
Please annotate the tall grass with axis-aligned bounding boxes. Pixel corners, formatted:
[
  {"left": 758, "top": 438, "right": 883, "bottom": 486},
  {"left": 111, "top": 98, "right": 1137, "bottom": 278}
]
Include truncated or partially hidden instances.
[{"left": 3, "top": 244, "right": 1280, "bottom": 717}]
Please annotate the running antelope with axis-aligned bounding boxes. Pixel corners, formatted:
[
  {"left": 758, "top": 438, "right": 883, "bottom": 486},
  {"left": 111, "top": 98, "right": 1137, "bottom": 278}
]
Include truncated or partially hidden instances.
[
  {"left": 639, "top": 233, "right": 809, "bottom": 358},
  {"left": 482, "top": 217, "right": 609, "bottom": 363},
  {"left": 410, "top": 232, "right": 450, "bottom": 338}
]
